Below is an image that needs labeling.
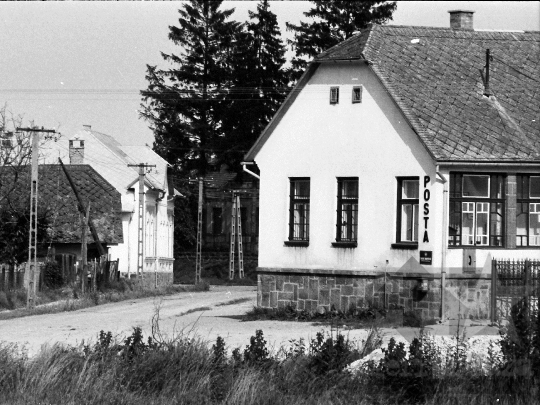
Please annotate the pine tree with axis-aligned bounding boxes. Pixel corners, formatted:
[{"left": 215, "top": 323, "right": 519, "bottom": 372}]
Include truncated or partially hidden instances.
[
  {"left": 140, "top": 0, "right": 242, "bottom": 176},
  {"left": 221, "top": 0, "right": 288, "bottom": 171},
  {"left": 287, "top": 1, "right": 397, "bottom": 81}
]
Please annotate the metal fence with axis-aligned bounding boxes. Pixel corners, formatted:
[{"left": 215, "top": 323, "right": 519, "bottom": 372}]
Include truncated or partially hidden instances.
[{"left": 492, "top": 258, "right": 539, "bottom": 323}]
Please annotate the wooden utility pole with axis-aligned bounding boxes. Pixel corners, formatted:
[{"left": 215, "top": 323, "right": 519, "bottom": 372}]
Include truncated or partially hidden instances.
[
  {"left": 128, "top": 163, "right": 156, "bottom": 280},
  {"left": 58, "top": 158, "right": 106, "bottom": 257},
  {"left": 17, "top": 127, "right": 56, "bottom": 309},
  {"left": 81, "top": 204, "right": 90, "bottom": 293}
]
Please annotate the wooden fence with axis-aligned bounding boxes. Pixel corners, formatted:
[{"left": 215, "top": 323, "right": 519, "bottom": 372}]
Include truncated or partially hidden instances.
[
  {"left": 1, "top": 256, "right": 119, "bottom": 292},
  {"left": 0, "top": 264, "right": 25, "bottom": 291},
  {"left": 492, "top": 258, "right": 539, "bottom": 323}
]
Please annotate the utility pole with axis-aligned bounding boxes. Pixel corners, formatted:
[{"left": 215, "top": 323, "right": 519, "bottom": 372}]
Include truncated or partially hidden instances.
[
  {"left": 128, "top": 163, "right": 156, "bottom": 281},
  {"left": 17, "top": 127, "right": 56, "bottom": 309},
  {"left": 195, "top": 178, "right": 203, "bottom": 284}
]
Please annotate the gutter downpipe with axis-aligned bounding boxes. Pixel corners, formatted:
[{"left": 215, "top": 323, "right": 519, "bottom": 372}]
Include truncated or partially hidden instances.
[
  {"left": 241, "top": 161, "right": 260, "bottom": 180},
  {"left": 437, "top": 165, "right": 448, "bottom": 322}
]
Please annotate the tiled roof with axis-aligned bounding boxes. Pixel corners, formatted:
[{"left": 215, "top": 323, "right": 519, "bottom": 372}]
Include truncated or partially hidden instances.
[
  {"left": 0, "top": 165, "right": 123, "bottom": 244},
  {"left": 315, "top": 25, "right": 540, "bottom": 162}
]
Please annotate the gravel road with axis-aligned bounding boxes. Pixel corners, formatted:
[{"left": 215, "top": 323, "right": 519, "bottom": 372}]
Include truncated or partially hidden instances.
[{"left": 0, "top": 285, "right": 499, "bottom": 357}]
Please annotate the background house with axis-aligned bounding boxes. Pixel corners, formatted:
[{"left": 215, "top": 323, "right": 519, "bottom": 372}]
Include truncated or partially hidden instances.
[
  {"left": 244, "top": 11, "right": 540, "bottom": 320},
  {"left": 42, "top": 125, "right": 176, "bottom": 286},
  {"left": 201, "top": 168, "right": 259, "bottom": 254},
  {"left": 0, "top": 164, "right": 123, "bottom": 259}
]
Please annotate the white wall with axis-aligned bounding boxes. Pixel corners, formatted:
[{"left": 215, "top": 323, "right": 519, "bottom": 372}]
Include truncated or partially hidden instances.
[
  {"left": 256, "top": 62, "right": 437, "bottom": 272},
  {"left": 255, "top": 61, "right": 540, "bottom": 275}
]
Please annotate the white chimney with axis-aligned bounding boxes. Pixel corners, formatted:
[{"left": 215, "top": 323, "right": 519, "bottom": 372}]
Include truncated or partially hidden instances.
[{"left": 69, "top": 135, "right": 85, "bottom": 164}]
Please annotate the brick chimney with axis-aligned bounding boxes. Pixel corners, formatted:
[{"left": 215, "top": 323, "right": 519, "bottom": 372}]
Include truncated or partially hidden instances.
[
  {"left": 69, "top": 135, "right": 85, "bottom": 164},
  {"left": 449, "top": 10, "right": 474, "bottom": 30}
]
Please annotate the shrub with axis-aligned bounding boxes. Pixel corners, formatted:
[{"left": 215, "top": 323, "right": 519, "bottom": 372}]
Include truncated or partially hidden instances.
[
  {"left": 308, "top": 329, "right": 359, "bottom": 375},
  {"left": 243, "top": 329, "right": 270, "bottom": 366},
  {"left": 43, "top": 261, "right": 63, "bottom": 288}
]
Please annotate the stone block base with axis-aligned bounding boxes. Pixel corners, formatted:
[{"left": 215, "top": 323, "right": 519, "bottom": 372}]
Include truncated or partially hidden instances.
[{"left": 258, "top": 271, "right": 492, "bottom": 321}]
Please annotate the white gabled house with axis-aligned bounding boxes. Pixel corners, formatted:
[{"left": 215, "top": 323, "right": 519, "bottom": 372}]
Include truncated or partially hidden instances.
[
  {"left": 243, "top": 11, "right": 540, "bottom": 320},
  {"left": 42, "top": 125, "right": 176, "bottom": 286}
]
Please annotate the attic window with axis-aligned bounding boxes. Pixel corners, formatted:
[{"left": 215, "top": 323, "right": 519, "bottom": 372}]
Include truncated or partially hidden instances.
[
  {"left": 330, "top": 87, "right": 339, "bottom": 104},
  {"left": 352, "top": 86, "right": 362, "bottom": 103}
]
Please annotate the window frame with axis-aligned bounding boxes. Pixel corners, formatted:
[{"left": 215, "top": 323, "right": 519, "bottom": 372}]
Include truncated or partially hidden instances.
[
  {"left": 333, "top": 177, "right": 358, "bottom": 247},
  {"left": 330, "top": 87, "right": 339, "bottom": 104},
  {"left": 352, "top": 86, "right": 363, "bottom": 104},
  {"left": 285, "top": 178, "right": 310, "bottom": 246},
  {"left": 448, "top": 173, "right": 505, "bottom": 248},
  {"left": 394, "top": 177, "right": 420, "bottom": 248},
  {"left": 516, "top": 174, "right": 540, "bottom": 247}
]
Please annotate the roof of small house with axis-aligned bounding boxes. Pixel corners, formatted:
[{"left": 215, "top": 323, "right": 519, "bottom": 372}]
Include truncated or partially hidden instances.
[
  {"left": 246, "top": 24, "right": 540, "bottom": 162},
  {"left": 0, "top": 165, "right": 123, "bottom": 244}
]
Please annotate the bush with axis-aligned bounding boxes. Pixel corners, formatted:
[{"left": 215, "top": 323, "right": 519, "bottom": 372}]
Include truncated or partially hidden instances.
[
  {"left": 43, "top": 261, "right": 63, "bottom": 288},
  {"left": 309, "top": 329, "right": 359, "bottom": 375}
]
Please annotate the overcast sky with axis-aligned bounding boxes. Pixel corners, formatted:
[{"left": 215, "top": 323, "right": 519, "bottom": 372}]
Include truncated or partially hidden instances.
[{"left": 0, "top": 1, "right": 538, "bottom": 146}]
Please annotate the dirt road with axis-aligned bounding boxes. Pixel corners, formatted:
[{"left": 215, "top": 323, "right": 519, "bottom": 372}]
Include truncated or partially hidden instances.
[
  {"left": 0, "top": 285, "right": 498, "bottom": 357},
  {"left": 0, "top": 286, "right": 371, "bottom": 356}
]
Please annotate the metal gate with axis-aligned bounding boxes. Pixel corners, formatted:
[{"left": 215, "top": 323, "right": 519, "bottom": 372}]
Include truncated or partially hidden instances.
[{"left": 492, "top": 259, "right": 539, "bottom": 323}]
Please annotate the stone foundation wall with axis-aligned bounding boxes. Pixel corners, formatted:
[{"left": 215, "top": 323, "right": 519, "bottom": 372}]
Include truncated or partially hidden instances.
[
  {"left": 258, "top": 272, "right": 491, "bottom": 321},
  {"left": 138, "top": 272, "right": 174, "bottom": 289}
]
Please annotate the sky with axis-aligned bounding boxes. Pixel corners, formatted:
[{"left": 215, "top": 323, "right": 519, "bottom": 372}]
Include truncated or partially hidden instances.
[{"left": 0, "top": 1, "right": 538, "bottom": 147}]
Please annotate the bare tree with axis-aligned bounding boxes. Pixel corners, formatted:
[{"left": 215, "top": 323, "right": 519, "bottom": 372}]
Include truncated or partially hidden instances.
[{"left": 0, "top": 104, "right": 33, "bottom": 209}]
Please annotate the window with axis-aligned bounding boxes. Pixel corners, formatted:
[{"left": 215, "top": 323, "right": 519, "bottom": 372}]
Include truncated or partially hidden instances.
[
  {"left": 516, "top": 175, "right": 540, "bottom": 246},
  {"left": 396, "top": 178, "right": 419, "bottom": 244},
  {"left": 449, "top": 173, "right": 505, "bottom": 247},
  {"left": 352, "top": 86, "right": 362, "bottom": 103},
  {"left": 330, "top": 87, "right": 339, "bottom": 104},
  {"left": 335, "top": 178, "right": 358, "bottom": 244},
  {"left": 288, "top": 178, "right": 310, "bottom": 243},
  {"left": 212, "top": 207, "right": 222, "bottom": 235}
]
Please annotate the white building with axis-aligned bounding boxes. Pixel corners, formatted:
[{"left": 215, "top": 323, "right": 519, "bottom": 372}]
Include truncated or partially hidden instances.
[
  {"left": 42, "top": 125, "right": 176, "bottom": 286},
  {"left": 243, "top": 11, "right": 540, "bottom": 320}
]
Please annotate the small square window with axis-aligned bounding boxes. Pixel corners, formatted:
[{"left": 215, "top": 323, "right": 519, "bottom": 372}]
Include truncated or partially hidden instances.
[
  {"left": 352, "top": 86, "right": 362, "bottom": 103},
  {"left": 330, "top": 87, "right": 339, "bottom": 104}
]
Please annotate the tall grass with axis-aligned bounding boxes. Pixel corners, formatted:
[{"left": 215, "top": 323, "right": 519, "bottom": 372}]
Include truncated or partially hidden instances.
[
  {"left": 0, "top": 304, "right": 538, "bottom": 405},
  {"left": 0, "top": 279, "right": 210, "bottom": 320}
]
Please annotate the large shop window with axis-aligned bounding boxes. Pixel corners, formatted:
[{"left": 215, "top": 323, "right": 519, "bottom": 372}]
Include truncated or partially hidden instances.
[
  {"left": 396, "top": 178, "right": 419, "bottom": 245},
  {"left": 517, "top": 175, "right": 540, "bottom": 247},
  {"left": 287, "top": 178, "right": 310, "bottom": 245},
  {"left": 335, "top": 178, "right": 358, "bottom": 244},
  {"left": 449, "top": 173, "right": 505, "bottom": 247}
]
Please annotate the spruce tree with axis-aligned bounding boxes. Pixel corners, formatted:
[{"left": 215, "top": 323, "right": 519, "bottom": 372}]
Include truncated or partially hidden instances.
[
  {"left": 140, "top": 0, "right": 242, "bottom": 175},
  {"left": 287, "top": 1, "right": 397, "bottom": 81},
  {"left": 221, "top": 0, "right": 288, "bottom": 171}
]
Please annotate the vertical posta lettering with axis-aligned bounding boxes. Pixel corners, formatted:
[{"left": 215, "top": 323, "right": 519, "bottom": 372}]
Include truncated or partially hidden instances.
[{"left": 423, "top": 175, "right": 430, "bottom": 243}]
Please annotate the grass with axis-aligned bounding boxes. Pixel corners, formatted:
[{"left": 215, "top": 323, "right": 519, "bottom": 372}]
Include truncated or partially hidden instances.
[
  {"left": 0, "top": 323, "right": 537, "bottom": 405},
  {"left": 0, "top": 279, "right": 210, "bottom": 321},
  {"left": 215, "top": 297, "right": 252, "bottom": 307},
  {"left": 174, "top": 257, "right": 258, "bottom": 286},
  {"left": 242, "top": 303, "right": 438, "bottom": 329}
]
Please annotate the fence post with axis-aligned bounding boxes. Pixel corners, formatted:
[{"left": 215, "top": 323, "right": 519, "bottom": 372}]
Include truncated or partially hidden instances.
[
  {"left": 491, "top": 258, "right": 497, "bottom": 324},
  {"left": 524, "top": 259, "right": 530, "bottom": 323}
]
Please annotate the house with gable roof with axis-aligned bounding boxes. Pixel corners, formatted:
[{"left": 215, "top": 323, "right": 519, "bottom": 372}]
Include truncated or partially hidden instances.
[
  {"left": 0, "top": 164, "right": 123, "bottom": 260},
  {"left": 243, "top": 11, "right": 540, "bottom": 320},
  {"left": 42, "top": 125, "right": 176, "bottom": 286}
]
